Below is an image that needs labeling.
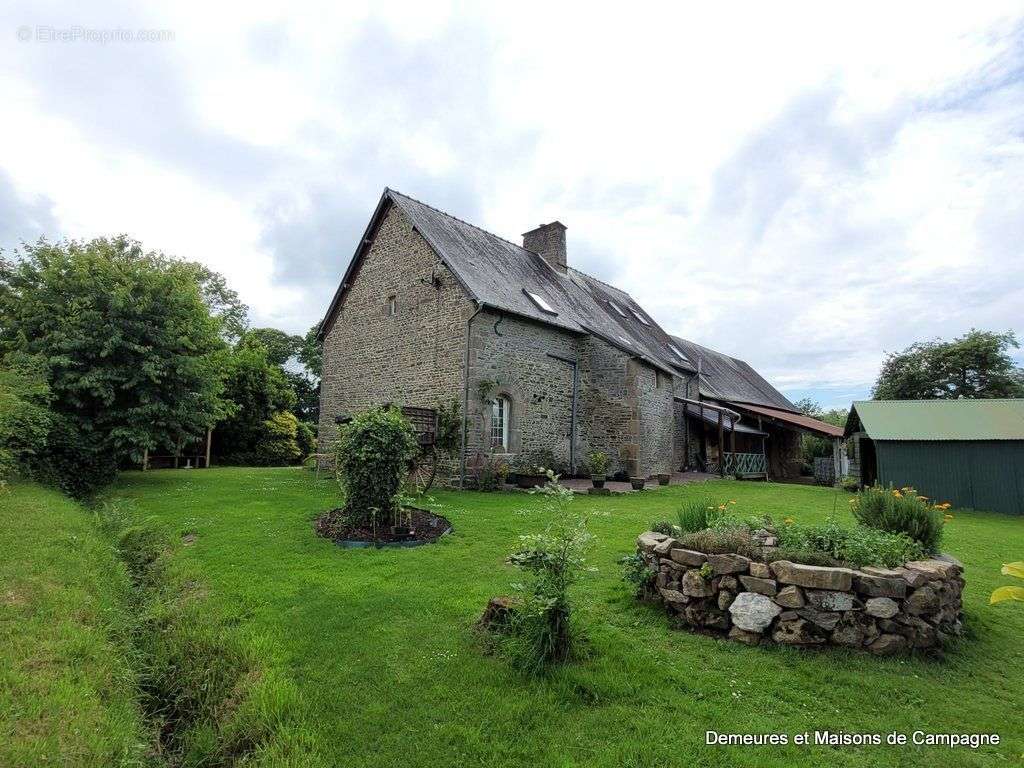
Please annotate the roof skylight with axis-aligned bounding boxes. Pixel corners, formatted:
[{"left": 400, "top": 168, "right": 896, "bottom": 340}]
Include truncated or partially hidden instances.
[
  {"left": 630, "top": 309, "right": 650, "bottom": 326},
  {"left": 607, "top": 300, "right": 627, "bottom": 317},
  {"left": 668, "top": 343, "right": 691, "bottom": 363},
  {"left": 523, "top": 289, "right": 557, "bottom": 315}
]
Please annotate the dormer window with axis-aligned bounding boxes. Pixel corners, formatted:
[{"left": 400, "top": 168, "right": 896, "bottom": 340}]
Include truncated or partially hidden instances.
[
  {"left": 630, "top": 309, "right": 650, "bottom": 326},
  {"left": 668, "top": 343, "right": 690, "bottom": 363},
  {"left": 387, "top": 295, "right": 397, "bottom": 316},
  {"left": 607, "top": 300, "right": 627, "bottom": 317},
  {"left": 523, "top": 289, "right": 557, "bottom": 315}
]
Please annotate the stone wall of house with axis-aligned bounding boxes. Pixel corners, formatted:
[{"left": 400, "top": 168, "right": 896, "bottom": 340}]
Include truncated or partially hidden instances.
[
  {"left": 466, "top": 313, "right": 681, "bottom": 479},
  {"left": 465, "top": 309, "right": 578, "bottom": 467},
  {"left": 576, "top": 336, "right": 641, "bottom": 477},
  {"left": 632, "top": 362, "right": 675, "bottom": 476},
  {"left": 317, "top": 203, "right": 473, "bottom": 453},
  {"left": 636, "top": 531, "right": 964, "bottom": 654}
]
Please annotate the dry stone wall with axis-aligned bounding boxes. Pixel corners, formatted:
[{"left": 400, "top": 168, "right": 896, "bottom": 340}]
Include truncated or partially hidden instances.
[{"left": 637, "top": 531, "right": 964, "bottom": 654}]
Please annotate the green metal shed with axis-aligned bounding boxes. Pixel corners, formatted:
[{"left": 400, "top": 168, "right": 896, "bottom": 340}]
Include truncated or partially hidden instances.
[{"left": 844, "top": 400, "right": 1024, "bottom": 515}]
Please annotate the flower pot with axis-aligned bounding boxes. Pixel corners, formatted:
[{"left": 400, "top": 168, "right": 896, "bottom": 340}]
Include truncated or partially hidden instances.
[
  {"left": 657, "top": 473, "right": 670, "bottom": 486},
  {"left": 629, "top": 477, "right": 646, "bottom": 491},
  {"left": 591, "top": 474, "right": 606, "bottom": 489},
  {"left": 516, "top": 473, "right": 546, "bottom": 489}
]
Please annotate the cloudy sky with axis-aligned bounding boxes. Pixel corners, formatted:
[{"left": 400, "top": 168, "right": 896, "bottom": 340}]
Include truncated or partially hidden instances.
[{"left": 2, "top": 2, "right": 1022, "bottom": 408}]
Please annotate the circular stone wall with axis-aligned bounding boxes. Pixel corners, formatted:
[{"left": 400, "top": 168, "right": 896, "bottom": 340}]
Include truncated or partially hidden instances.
[{"left": 637, "top": 531, "right": 964, "bottom": 655}]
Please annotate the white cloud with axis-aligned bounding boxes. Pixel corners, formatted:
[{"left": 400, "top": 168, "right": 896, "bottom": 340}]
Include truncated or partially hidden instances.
[{"left": 1, "top": 0, "right": 1022, "bottom": 403}]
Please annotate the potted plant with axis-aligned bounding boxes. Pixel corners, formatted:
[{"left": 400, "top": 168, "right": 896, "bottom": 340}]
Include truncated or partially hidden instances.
[
  {"left": 512, "top": 457, "right": 548, "bottom": 489},
  {"left": 656, "top": 472, "right": 671, "bottom": 486},
  {"left": 588, "top": 450, "right": 610, "bottom": 488},
  {"left": 630, "top": 476, "right": 646, "bottom": 491}
]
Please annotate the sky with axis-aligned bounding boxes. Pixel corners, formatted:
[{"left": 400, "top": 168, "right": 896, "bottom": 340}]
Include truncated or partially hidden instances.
[{"left": 1, "top": 2, "right": 1022, "bottom": 410}]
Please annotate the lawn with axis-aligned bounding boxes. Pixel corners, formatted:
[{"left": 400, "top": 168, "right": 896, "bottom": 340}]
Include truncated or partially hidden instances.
[
  {"left": 90, "top": 466, "right": 1021, "bottom": 767},
  {"left": 0, "top": 483, "right": 146, "bottom": 767}
]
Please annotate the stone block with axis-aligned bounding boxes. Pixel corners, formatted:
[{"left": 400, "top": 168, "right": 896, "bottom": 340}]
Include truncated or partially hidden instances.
[
  {"left": 805, "top": 590, "right": 856, "bottom": 611},
  {"left": 728, "top": 592, "right": 782, "bottom": 632},
  {"left": 797, "top": 607, "right": 841, "bottom": 631},
  {"left": 669, "top": 548, "right": 707, "bottom": 567},
  {"left": 854, "top": 573, "right": 907, "bottom": 599},
  {"left": 681, "top": 569, "right": 716, "bottom": 597},
  {"left": 905, "top": 559, "right": 958, "bottom": 580},
  {"left": 708, "top": 553, "right": 752, "bottom": 575},
  {"left": 774, "top": 585, "right": 805, "bottom": 608},
  {"left": 904, "top": 585, "right": 940, "bottom": 615},
  {"left": 739, "top": 575, "right": 778, "bottom": 596},
  {"left": 772, "top": 618, "right": 825, "bottom": 645},
  {"left": 869, "top": 633, "right": 908, "bottom": 656},
  {"left": 864, "top": 597, "right": 899, "bottom": 619},
  {"left": 728, "top": 626, "right": 762, "bottom": 646},
  {"left": 638, "top": 531, "right": 668, "bottom": 553},
  {"left": 652, "top": 538, "right": 678, "bottom": 556},
  {"left": 749, "top": 561, "right": 771, "bottom": 578},
  {"left": 771, "top": 560, "right": 854, "bottom": 591}
]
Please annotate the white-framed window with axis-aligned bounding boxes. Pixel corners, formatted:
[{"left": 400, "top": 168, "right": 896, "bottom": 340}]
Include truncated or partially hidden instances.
[
  {"left": 491, "top": 396, "right": 510, "bottom": 449},
  {"left": 607, "top": 299, "right": 627, "bottom": 317},
  {"left": 387, "top": 295, "right": 397, "bottom": 316}
]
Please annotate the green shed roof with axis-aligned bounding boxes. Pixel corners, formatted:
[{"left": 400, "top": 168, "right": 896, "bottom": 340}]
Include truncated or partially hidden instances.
[{"left": 848, "top": 399, "right": 1024, "bottom": 441}]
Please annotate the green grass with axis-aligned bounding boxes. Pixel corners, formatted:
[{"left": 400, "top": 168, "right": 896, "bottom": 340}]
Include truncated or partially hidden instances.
[
  {"left": 0, "top": 482, "right": 146, "bottom": 767},
  {"left": 12, "top": 468, "right": 1024, "bottom": 766}
]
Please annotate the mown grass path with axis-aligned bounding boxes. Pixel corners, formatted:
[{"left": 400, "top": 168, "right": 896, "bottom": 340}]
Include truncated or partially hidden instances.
[{"left": 107, "top": 467, "right": 1023, "bottom": 767}]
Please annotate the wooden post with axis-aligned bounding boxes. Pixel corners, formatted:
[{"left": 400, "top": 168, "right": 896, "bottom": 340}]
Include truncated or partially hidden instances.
[
  {"left": 717, "top": 409, "right": 725, "bottom": 477},
  {"left": 832, "top": 437, "right": 842, "bottom": 486},
  {"left": 205, "top": 427, "right": 213, "bottom": 469},
  {"left": 142, "top": 447, "right": 148, "bottom": 472},
  {"left": 174, "top": 437, "right": 181, "bottom": 469}
]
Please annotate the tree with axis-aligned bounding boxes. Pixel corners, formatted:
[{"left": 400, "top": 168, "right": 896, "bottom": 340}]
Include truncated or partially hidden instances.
[
  {"left": 214, "top": 341, "right": 296, "bottom": 464},
  {"left": 794, "top": 398, "right": 848, "bottom": 471},
  {"left": 0, "top": 237, "right": 231, "bottom": 496},
  {"left": 873, "top": 330, "right": 1024, "bottom": 400},
  {"left": 297, "top": 323, "right": 323, "bottom": 380},
  {"left": 242, "top": 328, "right": 301, "bottom": 368}
]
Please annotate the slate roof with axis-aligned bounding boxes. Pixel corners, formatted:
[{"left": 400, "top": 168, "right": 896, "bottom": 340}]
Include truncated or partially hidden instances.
[
  {"left": 321, "top": 188, "right": 694, "bottom": 375},
  {"left": 667, "top": 336, "right": 798, "bottom": 412},
  {"left": 847, "top": 399, "right": 1024, "bottom": 441}
]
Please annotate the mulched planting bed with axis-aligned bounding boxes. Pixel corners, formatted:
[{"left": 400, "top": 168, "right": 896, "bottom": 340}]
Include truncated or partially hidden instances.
[{"left": 314, "top": 506, "right": 453, "bottom": 548}]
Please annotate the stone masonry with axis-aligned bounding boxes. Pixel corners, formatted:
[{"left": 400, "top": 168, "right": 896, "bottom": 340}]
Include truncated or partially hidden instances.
[
  {"left": 636, "top": 531, "right": 965, "bottom": 654},
  {"left": 319, "top": 201, "right": 694, "bottom": 480}
]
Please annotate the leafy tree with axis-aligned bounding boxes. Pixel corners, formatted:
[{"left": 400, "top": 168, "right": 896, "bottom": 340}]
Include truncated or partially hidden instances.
[
  {"left": 873, "top": 330, "right": 1024, "bottom": 400},
  {"left": 793, "top": 398, "right": 847, "bottom": 471},
  {"left": 0, "top": 355, "right": 52, "bottom": 485},
  {"left": 182, "top": 262, "right": 249, "bottom": 343},
  {"left": 0, "top": 237, "right": 231, "bottom": 496},
  {"left": 285, "top": 370, "right": 319, "bottom": 423},
  {"left": 242, "top": 328, "right": 301, "bottom": 368},
  {"left": 214, "top": 342, "right": 296, "bottom": 464},
  {"left": 297, "top": 323, "right": 323, "bottom": 380}
]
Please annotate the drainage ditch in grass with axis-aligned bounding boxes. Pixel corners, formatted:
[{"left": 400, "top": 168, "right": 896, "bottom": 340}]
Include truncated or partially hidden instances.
[{"left": 96, "top": 501, "right": 308, "bottom": 766}]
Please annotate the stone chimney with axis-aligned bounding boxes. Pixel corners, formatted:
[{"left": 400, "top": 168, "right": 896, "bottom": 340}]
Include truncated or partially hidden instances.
[{"left": 523, "top": 221, "right": 567, "bottom": 273}]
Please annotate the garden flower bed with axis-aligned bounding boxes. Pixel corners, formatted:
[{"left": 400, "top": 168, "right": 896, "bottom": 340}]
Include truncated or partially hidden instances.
[{"left": 635, "top": 529, "right": 965, "bottom": 654}]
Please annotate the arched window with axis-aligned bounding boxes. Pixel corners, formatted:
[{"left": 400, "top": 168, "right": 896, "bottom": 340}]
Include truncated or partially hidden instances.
[{"left": 491, "top": 396, "right": 510, "bottom": 449}]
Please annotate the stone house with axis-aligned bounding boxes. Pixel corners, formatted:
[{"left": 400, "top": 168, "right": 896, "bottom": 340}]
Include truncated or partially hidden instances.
[{"left": 317, "top": 188, "right": 841, "bottom": 483}]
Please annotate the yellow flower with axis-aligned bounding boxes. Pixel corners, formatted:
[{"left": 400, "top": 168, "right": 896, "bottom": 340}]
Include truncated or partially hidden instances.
[
  {"left": 783, "top": 516, "right": 795, "bottom": 525},
  {"left": 729, "top": 500, "right": 737, "bottom": 504},
  {"left": 892, "top": 490, "right": 903, "bottom": 498},
  {"left": 718, "top": 504, "right": 727, "bottom": 511}
]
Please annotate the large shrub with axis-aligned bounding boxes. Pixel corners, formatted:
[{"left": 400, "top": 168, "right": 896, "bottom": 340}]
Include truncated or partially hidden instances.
[
  {"left": 255, "top": 412, "right": 303, "bottom": 466},
  {"left": 0, "top": 355, "right": 52, "bottom": 486},
  {"left": 334, "top": 406, "right": 418, "bottom": 527},
  {"left": 851, "top": 484, "right": 945, "bottom": 553}
]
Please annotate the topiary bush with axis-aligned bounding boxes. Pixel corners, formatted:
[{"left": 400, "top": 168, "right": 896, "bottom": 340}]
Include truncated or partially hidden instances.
[
  {"left": 851, "top": 484, "right": 945, "bottom": 553},
  {"left": 334, "top": 406, "right": 418, "bottom": 528}
]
